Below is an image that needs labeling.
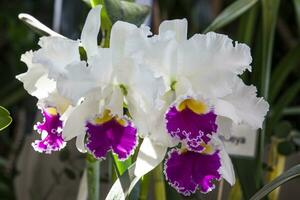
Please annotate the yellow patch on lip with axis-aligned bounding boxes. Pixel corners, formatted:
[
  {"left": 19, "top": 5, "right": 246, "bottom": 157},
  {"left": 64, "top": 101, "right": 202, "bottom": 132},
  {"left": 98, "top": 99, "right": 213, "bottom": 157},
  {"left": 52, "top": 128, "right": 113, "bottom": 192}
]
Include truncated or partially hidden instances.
[
  {"left": 200, "top": 142, "right": 214, "bottom": 155},
  {"left": 94, "top": 109, "right": 113, "bottom": 125},
  {"left": 46, "top": 107, "right": 58, "bottom": 116},
  {"left": 94, "top": 110, "right": 127, "bottom": 126},
  {"left": 177, "top": 99, "right": 208, "bottom": 114}
]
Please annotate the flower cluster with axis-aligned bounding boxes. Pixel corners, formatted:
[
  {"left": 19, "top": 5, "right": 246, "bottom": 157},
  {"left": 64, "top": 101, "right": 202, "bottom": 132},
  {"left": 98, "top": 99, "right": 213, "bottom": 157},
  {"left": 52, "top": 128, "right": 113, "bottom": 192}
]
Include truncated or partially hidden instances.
[{"left": 16, "top": 6, "right": 269, "bottom": 195}]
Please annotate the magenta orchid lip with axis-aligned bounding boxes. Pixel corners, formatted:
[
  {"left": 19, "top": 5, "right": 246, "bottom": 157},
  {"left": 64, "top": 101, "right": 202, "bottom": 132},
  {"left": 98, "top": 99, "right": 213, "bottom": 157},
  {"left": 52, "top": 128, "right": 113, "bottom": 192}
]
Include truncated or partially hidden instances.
[
  {"left": 164, "top": 148, "right": 221, "bottom": 196},
  {"left": 85, "top": 117, "right": 138, "bottom": 161},
  {"left": 32, "top": 108, "right": 66, "bottom": 154}
]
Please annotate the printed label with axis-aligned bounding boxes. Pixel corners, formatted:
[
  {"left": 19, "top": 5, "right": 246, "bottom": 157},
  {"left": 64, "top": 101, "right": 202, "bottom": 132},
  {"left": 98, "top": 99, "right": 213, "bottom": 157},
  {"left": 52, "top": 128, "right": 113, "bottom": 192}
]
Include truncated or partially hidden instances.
[{"left": 220, "top": 125, "right": 257, "bottom": 157}]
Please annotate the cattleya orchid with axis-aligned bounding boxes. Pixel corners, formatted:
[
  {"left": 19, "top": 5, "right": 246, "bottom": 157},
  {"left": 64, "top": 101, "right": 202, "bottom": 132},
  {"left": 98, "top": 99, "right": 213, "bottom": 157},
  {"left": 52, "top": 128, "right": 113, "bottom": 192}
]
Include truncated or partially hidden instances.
[
  {"left": 115, "top": 19, "right": 269, "bottom": 194},
  {"left": 16, "top": 5, "right": 269, "bottom": 197}
]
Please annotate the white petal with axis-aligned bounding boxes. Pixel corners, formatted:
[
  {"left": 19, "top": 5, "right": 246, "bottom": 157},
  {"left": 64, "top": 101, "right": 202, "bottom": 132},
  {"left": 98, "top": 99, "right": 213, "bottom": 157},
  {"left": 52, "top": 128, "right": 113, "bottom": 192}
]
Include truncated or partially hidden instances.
[
  {"left": 210, "top": 135, "right": 235, "bottom": 185},
  {"left": 110, "top": 21, "right": 138, "bottom": 64},
  {"left": 33, "top": 36, "right": 80, "bottom": 79},
  {"left": 159, "top": 19, "right": 187, "bottom": 43},
  {"left": 214, "top": 99, "right": 240, "bottom": 124},
  {"left": 177, "top": 32, "right": 252, "bottom": 97},
  {"left": 81, "top": 5, "right": 102, "bottom": 58},
  {"left": 89, "top": 48, "right": 113, "bottom": 85},
  {"left": 134, "top": 138, "right": 168, "bottom": 177},
  {"left": 106, "top": 86, "right": 124, "bottom": 117},
  {"left": 219, "top": 147, "right": 236, "bottom": 185},
  {"left": 76, "top": 133, "right": 87, "bottom": 153},
  {"left": 17, "top": 51, "right": 56, "bottom": 99},
  {"left": 57, "top": 61, "right": 97, "bottom": 104},
  {"left": 37, "top": 91, "right": 71, "bottom": 114},
  {"left": 126, "top": 67, "right": 177, "bottom": 147},
  {"left": 63, "top": 96, "right": 99, "bottom": 140},
  {"left": 222, "top": 78, "right": 269, "bottom": 129}
]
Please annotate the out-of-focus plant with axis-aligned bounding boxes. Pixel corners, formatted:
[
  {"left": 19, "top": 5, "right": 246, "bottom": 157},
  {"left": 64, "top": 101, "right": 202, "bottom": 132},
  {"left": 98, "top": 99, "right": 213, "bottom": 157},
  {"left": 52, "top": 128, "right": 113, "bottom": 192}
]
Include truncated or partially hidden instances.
[{"left": 0, "top": 106, "right": 12, "bottom": 131}]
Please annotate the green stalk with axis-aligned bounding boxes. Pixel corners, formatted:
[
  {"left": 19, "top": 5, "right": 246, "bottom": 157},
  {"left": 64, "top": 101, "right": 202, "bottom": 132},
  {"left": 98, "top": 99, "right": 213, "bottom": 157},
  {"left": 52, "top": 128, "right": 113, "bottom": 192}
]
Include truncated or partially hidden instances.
[
  {"left": 153, "top": 164, "right": 166, "bottom": 200},
  {"left": 87, "top": 155, "right": 100, "bottom": 200},
  {"left": 257, "top": 0, "right": 281, "bottom": 187}
]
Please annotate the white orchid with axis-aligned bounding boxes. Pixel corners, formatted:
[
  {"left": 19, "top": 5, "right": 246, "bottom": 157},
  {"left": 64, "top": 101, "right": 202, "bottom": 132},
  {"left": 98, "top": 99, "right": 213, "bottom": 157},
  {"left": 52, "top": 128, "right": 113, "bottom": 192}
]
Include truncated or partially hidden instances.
[
  {"left": 16, "top": 6, "right": 105, "bottom": 154},
  {"left": 113, "top": 19, "right": 269, "bottom": 195}
]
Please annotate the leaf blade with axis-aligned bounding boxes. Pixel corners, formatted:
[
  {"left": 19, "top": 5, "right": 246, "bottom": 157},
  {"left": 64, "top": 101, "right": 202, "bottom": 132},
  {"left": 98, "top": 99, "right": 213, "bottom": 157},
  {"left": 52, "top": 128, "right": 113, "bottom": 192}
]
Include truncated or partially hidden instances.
[
  {"left": 250, "top": 164, "right": 300, "bottom": 200},
  {"left": 204, "top": 0, "right": 259, "bottom": 33}
]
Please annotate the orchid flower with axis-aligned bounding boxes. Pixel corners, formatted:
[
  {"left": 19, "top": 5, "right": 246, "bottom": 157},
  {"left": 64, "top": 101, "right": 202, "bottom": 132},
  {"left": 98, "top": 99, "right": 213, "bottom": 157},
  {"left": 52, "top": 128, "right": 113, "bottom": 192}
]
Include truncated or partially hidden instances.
[
  {"left": 59, "top": 13, "right": 145, "bottom": 161},
  {"left": 16, "top": 6, "right": 105, "bottom": 154},
  {"left": 117, "top": 19, "right": 269, "bottom": 195}
]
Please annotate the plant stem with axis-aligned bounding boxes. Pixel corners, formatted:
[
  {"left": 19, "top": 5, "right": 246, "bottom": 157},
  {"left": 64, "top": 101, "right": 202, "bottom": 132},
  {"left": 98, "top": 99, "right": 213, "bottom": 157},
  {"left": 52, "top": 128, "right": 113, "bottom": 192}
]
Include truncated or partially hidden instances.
[
  {"left": 153, "top": 163, "right": 166, "bottom": 200},
  {"left": 87, "top": 155, "right": 100, "bottom": 200}
]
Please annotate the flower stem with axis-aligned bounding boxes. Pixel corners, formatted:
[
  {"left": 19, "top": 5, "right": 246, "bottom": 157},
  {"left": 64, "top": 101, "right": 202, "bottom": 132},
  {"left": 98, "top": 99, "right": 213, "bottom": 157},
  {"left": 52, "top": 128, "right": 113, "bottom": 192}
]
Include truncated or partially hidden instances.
[
  {"left": 153, "top": 163, "right": 166, "bottom": 200},
  {"left": 87, "top": 154, "right": 100, "bottom": 200}
]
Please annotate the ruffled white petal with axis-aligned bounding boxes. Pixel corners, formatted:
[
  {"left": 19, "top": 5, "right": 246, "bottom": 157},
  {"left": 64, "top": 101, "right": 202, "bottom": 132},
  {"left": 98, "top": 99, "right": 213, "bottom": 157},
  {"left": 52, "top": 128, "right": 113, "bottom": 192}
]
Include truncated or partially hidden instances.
[
  {"left": 81, "top": 5, "right": 102, "bottom": 58},
  {"left": 222, "top": 78, "right": 269, "bottom": 129},
  {"left": 177, "top": 32, "right": 252, "bottom": 97},
  {"left": 33, "top": 36, "right": 80, "bottom": 79},
  {"left": 17, "top": 51, "right": 56, "bottom": 99},
  {"left": 159, "top": 19, "right": 187, "bottom": 43},
  {"left": 134, "top": 138, "right": 168, "bottom": 177},
  {"left": 63, "top": 95, "right": 99, "bottom": 141}
]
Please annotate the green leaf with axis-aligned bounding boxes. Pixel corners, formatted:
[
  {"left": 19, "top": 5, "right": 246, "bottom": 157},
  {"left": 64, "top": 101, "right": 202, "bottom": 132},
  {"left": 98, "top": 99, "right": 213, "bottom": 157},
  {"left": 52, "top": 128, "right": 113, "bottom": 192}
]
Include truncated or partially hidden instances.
[
  {"left": 261, "top": 0, "right": 280, "bottom": 99},
  {"left": 233, "top": 158, "right": 258, "bottom": 199},
  {"left": 139, "top": 174, "right": 150, "bottom": 200},
  {"left": 277, "top": 141, "right": 296, "bottom": 156},
  {"left": 269, "top": 44, "right": 300, "bottom": 103},
  {"left": 293, "top": 0, "right": 300, "bottom": 35},
  {"left": 236, "top": 4, "right": 259, "bottom": 45},
  {"left": 64, "top": 168, "right": 77, "bottom": 180},
  {"left": 0, "top": 106, "right": 12, "bottom": 131},
  {"left": 106, "top": 163, "right": 140, "bottom": 200},
  {"left": 102, "top": 0, "right": 150, "bottom": 26},
  {"left": 250, "top": 164, "right": 300, "bottom": 200},
  {"left": 113, "top": 154, "right": 132, "bottom": 175},
  {"left": 269, "top": 80, "right": 300, "bottom": 128},
  {"left": 282, "top": 106, "right": 300, "bottom": 116},
  {"left": 204, "top": 0, "right": 259, "bottom": 33},
  {"left": 273, "top": 121, "right": 292, "bottom": 139}
]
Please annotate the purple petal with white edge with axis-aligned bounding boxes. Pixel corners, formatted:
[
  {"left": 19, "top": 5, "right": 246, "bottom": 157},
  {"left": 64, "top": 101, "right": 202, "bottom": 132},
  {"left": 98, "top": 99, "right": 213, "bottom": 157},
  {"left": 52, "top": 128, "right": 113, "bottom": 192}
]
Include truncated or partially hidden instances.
[
  {"left": 32, "top": 109, "right": 65, "bottom": 153},
  {"left": 164, "top": 149, "right": 221, "bottom": 195},
  {"left": 86, "top": 118, "right": 137, "bottom": 160},
  {"left": 165, "top": 105, "right": 217, "bottom": 152}
]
